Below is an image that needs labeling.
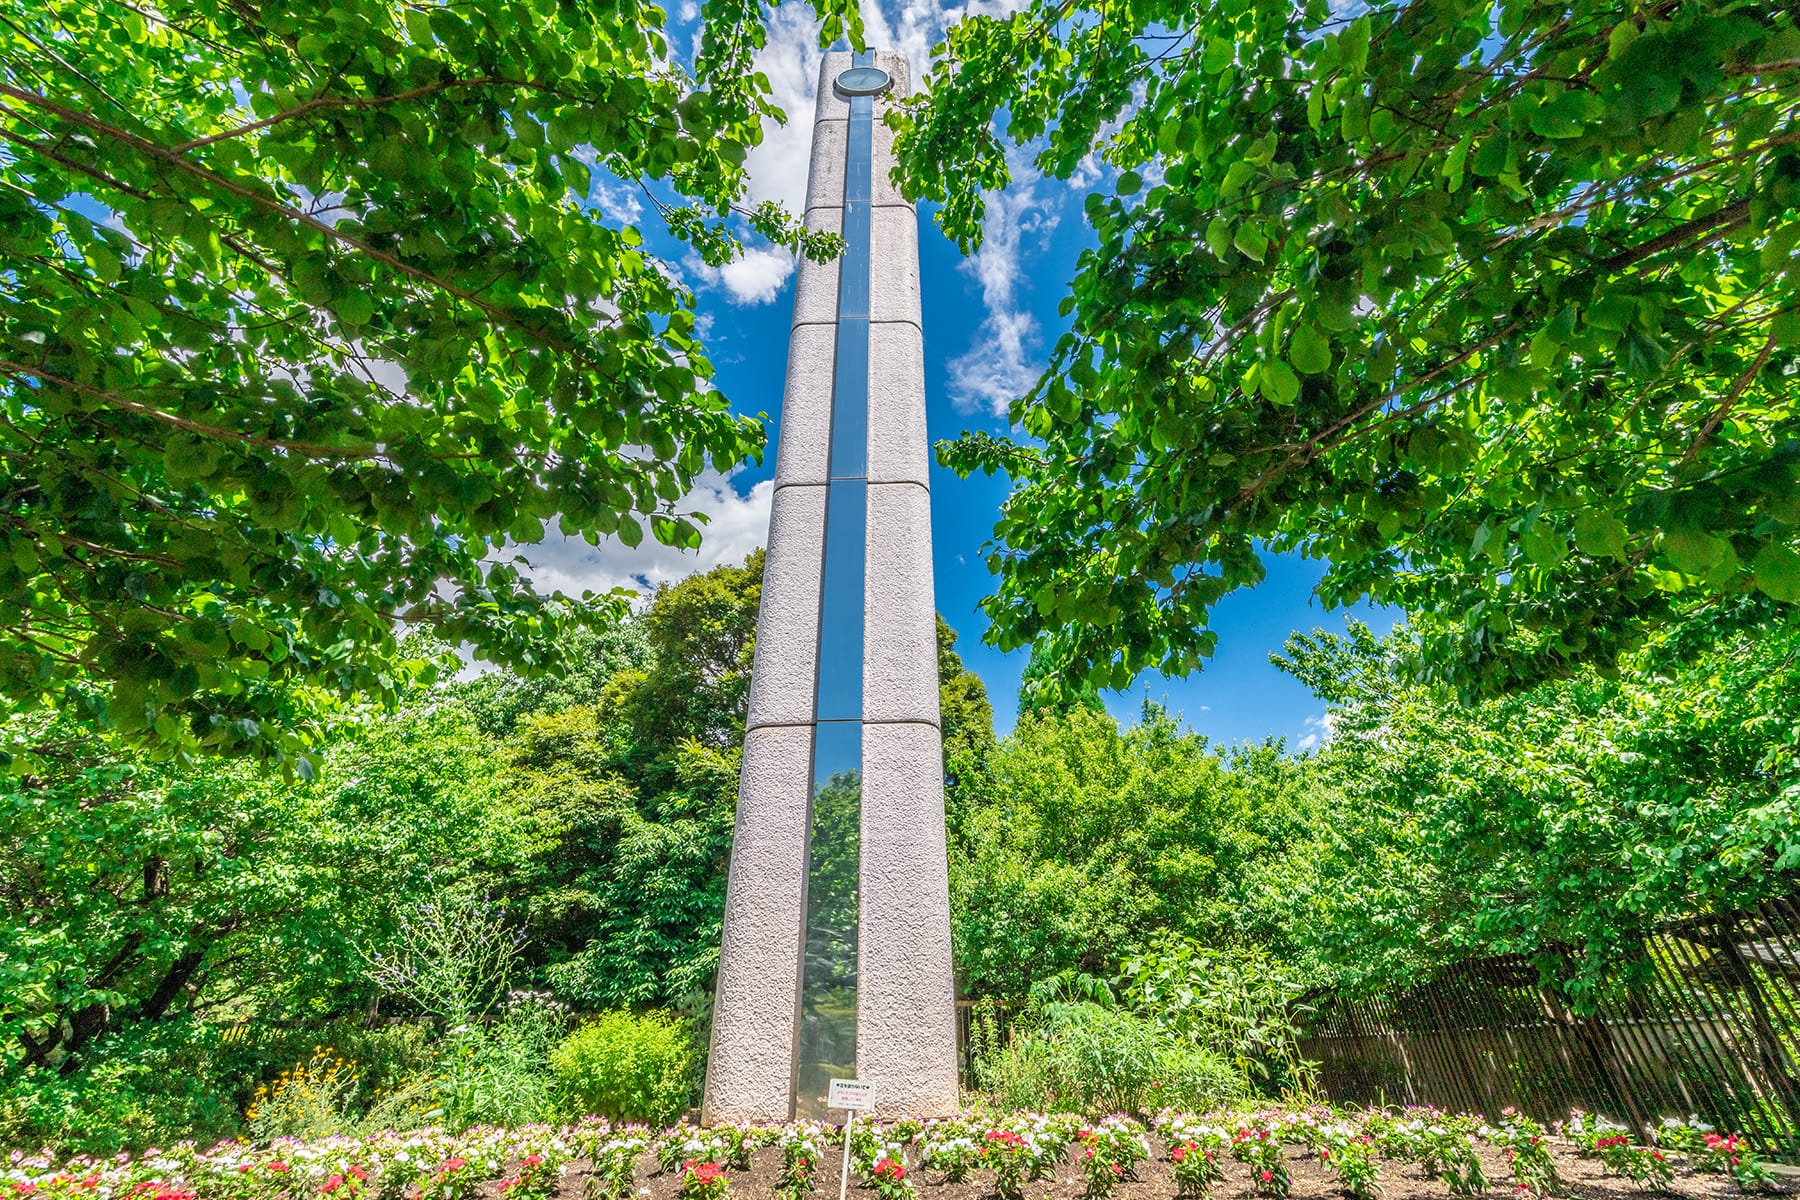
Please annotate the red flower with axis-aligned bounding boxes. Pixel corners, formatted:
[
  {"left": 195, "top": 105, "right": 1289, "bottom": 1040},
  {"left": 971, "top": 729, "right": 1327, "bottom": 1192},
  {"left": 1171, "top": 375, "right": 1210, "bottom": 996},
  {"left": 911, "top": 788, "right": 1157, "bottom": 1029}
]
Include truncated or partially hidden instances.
[
  {"left": 875, "top": 1158, "right": 905, "bottom": 1181},
  {"left": 1109, "top": 1164, "right": 1123, "bottom": 1177},
  {"left": 322, "top": 1173, "right": 345, "bottom": 1194},
  {"left": 686, "top": 1161, "right": 725, "bottom": 1186},
  {"left": 1261, "top": 1171, "right": 1274, "bottom": 1183},
  {"left": 522, "top": 1156, "right": 544, "bottom": 1169},
  {"left": 269, "top": 1162, "right": 291, "bottom": 1174},
  {"left": 440, "top": 1158, "right": 468, "bottom": 1176}
]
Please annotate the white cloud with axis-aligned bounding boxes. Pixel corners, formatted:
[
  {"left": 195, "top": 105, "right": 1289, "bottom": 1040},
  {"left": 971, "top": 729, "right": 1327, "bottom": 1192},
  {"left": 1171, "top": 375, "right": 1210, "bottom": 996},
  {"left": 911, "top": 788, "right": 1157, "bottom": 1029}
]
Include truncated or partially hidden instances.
[
  {"left": 500, "top": 469, "right": 773, "bottom": 599},
  {"left": 740, "top": 0, "right": 1040, "bottom": 213},
  {"left": 1296, "top": 712, "right": 1337, "bottom": 752},
  {"left": 741, "top": 4, "right": 828, "bottom": 214},
  {"left": 945, "top": 150, "right": 1057, "bottom": 415},
  {"left": 727, "top": 1, "right": 1067, "bottom": 399},
  {"left": 696, "top": 245, "right": 797, "bottom": 306}
]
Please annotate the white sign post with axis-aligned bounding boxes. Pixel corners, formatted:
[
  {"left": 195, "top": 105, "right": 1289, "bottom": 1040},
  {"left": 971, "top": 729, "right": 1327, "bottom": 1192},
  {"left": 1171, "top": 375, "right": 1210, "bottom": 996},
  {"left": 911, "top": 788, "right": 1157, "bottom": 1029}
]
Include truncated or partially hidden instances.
[{"left": 829, "top": 1079, "right": 875, "bottom": 1200}]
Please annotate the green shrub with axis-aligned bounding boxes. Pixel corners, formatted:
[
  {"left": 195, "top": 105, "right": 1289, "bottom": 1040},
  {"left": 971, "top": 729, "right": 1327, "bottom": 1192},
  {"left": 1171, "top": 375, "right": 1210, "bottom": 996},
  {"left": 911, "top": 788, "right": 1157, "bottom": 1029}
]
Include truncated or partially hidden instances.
[
  {"left": 0, "top": 1019, "right": 441, "bottom": 1154},
  {"left": 550, "top": 1010, "right": 695, "bottom": 1125},
  {"left": 972, "top": 1003, "right": 1242, "bottom": 1117},
  {"left": 436, "top": 999, "right": 562, "bottom": 1131},
  {"left": 0, "top": 1020, "right": 241, "bottom": 1154}
]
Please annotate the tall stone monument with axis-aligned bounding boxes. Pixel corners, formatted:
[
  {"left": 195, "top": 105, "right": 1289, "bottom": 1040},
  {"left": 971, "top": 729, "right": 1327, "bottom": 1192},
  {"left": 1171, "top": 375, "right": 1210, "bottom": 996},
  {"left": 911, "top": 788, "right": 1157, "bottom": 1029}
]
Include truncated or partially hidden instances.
[{"left": 702, "top": 49, "right": 959, "bottom": 1124}]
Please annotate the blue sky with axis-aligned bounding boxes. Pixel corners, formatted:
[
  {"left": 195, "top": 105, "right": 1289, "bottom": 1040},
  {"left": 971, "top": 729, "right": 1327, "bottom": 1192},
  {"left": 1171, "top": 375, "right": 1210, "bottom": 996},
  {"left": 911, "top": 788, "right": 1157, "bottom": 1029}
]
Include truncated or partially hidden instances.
[{"left": 525, "top": 4, "right": 1397, "bottom": 748}]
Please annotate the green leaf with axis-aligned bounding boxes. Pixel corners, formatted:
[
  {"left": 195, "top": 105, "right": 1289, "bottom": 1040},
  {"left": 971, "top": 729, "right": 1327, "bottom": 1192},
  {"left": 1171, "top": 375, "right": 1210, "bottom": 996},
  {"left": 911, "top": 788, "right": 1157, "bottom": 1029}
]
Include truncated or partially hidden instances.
[
  {"left": 1573, "top": 512, "right": 1629, "bottom": 560},
  {"left": 1290, "top": 324, "right": 1332, "bottom": 375},
  {"left": 336, "top": 290, "right": 374, "bottom": 329},
  {"left": 1662, "top": 529, "right": 1727, "bottom": 575},
  {"left": 1753, "top": 543, "right": 1800, "bottom": 602},
  {"left": 1220, "top": 160, "right": 1258, "bottom": 197},
  {"left": 1529, "top": 90, "right": 1602, "bottom": 139},
  {"left": 1260, "top": 360, "right": 1301, "bottom": 406},
  {"left": 1205, "top": 217, "right": 1232, "bottom": 259},
  {"left": 1528, "top": 328, "right": 1560, "bottom": 369},
  {"left": 1233, "top": 221, "right": 1269, "bottom": 262},
  {"left": 1522, "top": 524, "right": 1568, "bottom": 568},
  {"left": 1116, "top": 170, "right": 1143, "bottom": 196}
]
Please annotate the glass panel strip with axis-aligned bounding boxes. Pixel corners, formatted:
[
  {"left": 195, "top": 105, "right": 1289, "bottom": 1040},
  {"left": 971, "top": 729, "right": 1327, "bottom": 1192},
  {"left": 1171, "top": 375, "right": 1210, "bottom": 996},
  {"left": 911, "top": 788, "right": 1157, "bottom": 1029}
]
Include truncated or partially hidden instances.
[
  {"left": 796, "top": 719, "right": 860, "bottom": 1117},
  {"left": 813, "top": 478, "right": 866, "bottom": 721},
  {"left": 797, "top": 47, "right": 877, "bottom": 1119},
  {"left": 828, "top": 319, "right": 868, "bottom": 479}
]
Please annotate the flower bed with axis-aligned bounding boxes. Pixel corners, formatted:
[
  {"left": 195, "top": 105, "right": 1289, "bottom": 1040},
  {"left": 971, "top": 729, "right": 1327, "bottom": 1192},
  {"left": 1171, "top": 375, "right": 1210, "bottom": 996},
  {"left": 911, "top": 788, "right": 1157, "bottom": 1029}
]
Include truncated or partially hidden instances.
[{"left": 2, "top": 1106, "right": 1772, "bottom": 1200}]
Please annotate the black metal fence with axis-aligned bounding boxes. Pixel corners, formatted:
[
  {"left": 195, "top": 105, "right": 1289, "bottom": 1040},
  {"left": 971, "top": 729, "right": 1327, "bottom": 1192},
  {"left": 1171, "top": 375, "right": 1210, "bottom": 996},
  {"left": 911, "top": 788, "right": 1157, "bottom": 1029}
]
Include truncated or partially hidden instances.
[{"left": 1298, "top": 898, "right": 1800, "bottom": 1159}]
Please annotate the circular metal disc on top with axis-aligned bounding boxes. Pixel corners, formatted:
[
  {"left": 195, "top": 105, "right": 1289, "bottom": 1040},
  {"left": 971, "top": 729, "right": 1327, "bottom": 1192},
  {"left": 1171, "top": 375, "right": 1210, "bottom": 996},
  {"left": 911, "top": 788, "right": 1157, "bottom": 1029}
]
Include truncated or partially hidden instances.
[{"left": 834, "top": 65, "right": 892, "bottom": 96}]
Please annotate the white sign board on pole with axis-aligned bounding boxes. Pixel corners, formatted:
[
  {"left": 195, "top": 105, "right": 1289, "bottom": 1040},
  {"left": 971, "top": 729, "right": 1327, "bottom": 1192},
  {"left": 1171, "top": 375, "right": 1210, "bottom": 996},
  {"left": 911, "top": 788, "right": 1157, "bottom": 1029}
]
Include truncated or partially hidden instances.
[
  {"left": 828, "top": 1078, "right": 875, "bottom": 1111},
  {"left": 830, "top": 1078, "right": 875, "bottom": 1200}
]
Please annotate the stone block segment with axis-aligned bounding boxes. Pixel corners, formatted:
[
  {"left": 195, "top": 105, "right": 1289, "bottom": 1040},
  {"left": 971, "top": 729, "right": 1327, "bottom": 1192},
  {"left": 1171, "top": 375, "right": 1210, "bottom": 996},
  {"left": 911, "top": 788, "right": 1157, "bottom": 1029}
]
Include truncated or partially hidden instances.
[
  {"left": 807, "top": 116, "right": 910, "bottom": 214},
  {"left": 745, "top": 483, "right": 825, "bottom": 731},
  {"left": 863, "top": 482, "right": 940, "bottom": 727},
  {"left": 867, "top": 322, "right": 929, "bottom": 487},
  {"left": 790, "top": 206, "right": 922, "bottom": 331},
  {"left": 857, "top": 719, "right": 960, "bottom": 1118},
  {"left": 778, "top": 323, "right": 927, "bottom": 491},
  {"left": 703, "top": 722, "right": 817, "bottom": 1124},
  {"left": 773, "top": 326, "right": 835, "bottom": 490}
]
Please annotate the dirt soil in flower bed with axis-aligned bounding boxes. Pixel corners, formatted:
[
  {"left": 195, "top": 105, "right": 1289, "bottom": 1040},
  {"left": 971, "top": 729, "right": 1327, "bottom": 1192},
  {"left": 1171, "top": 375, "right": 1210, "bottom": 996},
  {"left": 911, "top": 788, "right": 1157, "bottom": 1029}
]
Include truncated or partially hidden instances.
[{"left": 494, "top": 1140, "right": 1762, "bottom": 1200}]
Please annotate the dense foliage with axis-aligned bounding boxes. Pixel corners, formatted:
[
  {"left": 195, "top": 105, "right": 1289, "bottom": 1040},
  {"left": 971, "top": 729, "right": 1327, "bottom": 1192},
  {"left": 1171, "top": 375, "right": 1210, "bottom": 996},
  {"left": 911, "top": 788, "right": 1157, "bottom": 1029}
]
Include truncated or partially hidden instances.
[
  {"left": 1276, "top": 603, "right": 1800, "bottom": 1000},
  {"left": 8, "top": 0, "right": 1800, "bottom": 1152},
  {"left": 8, "top": 551, "right": 1800, "bottom": 1147},
  {"left": 900, "top": 0, "right": 1800, "bottom": 702},
  {"left": 0, "top": 0, "right": 854, "bottom": 769},
  {"left": 0, "top": 554, "right": 998, "bottom": 1148},
  {"left": 947, "top": 705, "right": 1318, "bottom": 996},
  {"left": 550, "top": 1010, "right": 697, "bottom": 1126}
]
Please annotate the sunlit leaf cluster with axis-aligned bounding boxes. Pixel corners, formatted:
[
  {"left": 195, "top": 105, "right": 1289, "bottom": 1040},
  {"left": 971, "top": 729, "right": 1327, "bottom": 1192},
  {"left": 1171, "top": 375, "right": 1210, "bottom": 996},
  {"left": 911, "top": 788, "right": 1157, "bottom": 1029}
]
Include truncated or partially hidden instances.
[
  {"left": 0, "top": 0, "right": 854, "bottom": 768},
  {"left": 899, "top": 0, "right": 1800, "bottom": 700}
]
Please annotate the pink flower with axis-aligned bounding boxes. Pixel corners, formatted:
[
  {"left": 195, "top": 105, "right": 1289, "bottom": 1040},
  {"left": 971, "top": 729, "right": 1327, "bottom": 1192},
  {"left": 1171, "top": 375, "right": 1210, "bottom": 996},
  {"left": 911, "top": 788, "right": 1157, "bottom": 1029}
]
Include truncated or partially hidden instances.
[
  {"left": 1261, "top": 1171, "right": 1274, "bottom": 1183},
  {"left": 269, "top": 1162, "right": 290, "bottom": 1174}
]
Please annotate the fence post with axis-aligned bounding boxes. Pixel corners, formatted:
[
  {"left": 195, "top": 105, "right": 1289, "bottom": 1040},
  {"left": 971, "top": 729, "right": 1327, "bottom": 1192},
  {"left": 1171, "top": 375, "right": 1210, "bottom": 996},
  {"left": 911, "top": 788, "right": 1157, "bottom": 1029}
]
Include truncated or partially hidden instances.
[
  {"left": 1706, "top": 917, "right": 1800, "bottom": 1146},
  {"left": 1539, "top": 957, "right": 1653, "bottom": 1136}
]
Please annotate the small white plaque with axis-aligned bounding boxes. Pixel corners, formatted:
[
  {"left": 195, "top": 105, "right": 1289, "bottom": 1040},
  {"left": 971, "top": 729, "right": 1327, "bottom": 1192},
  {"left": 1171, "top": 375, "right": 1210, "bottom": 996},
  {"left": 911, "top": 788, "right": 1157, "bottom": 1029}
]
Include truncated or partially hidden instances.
[{"left": 827, "top": 1078, "right": 875, "bottom": 1111}]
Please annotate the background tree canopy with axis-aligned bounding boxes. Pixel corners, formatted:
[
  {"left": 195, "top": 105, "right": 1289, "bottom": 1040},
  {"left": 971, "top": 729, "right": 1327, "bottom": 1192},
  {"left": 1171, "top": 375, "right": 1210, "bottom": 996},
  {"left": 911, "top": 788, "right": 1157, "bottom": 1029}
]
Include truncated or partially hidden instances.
[
  {"left": 0, "top": 0, "right": 850, "bottom": 771},
  {"left": 0, "top": 553, "right": 1001, "bottom": 1142},
  {"left": 899, "top": 0, "right": 1800, "bottom": 702}
]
